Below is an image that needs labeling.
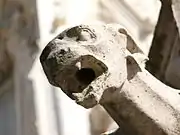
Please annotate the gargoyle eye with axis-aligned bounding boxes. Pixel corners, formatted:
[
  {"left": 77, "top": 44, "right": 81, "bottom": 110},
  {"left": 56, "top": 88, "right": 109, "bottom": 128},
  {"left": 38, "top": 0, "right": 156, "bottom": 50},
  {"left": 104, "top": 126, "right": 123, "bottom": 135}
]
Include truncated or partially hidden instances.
[
  {"left": 76, "top": 31, "right": 92, "bottom": 41},
  {"left": 65, "top": 26, "right": 97, "bottom": 42}
]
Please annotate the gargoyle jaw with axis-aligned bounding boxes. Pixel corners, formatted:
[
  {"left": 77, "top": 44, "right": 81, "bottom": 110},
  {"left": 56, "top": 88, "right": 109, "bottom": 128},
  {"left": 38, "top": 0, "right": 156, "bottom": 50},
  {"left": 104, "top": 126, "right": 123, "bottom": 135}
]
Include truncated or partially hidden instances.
[{"left": 56, "top": 54, "right": 108, "bottom": 108}]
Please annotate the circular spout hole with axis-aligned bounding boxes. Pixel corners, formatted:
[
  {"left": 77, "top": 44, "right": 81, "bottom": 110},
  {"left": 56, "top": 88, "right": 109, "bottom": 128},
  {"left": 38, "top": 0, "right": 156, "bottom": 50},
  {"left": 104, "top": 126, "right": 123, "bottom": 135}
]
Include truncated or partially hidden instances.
[{"left": 75, "top": 68, "right": 96, "bottom": 85}]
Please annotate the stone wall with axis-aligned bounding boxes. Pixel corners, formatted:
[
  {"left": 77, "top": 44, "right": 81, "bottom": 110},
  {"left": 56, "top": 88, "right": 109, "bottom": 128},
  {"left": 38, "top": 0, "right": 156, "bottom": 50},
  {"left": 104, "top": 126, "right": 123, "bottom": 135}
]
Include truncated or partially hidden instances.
[{"left": 146, "top": 0, "right": 180, "bottom": 89}]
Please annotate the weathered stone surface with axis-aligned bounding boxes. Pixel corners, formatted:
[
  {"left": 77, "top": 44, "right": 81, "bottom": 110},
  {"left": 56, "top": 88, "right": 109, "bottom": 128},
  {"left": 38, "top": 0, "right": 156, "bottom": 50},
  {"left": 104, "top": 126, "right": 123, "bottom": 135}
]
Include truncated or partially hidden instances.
[{"left": 40, "top": 24, "right": 180, "bottom": 135}]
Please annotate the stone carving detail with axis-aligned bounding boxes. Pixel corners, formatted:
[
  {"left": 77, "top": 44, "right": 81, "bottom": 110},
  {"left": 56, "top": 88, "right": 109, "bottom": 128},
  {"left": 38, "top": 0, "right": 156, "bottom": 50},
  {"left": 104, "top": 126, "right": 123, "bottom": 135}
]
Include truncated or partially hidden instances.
[{"left": 40, "top": 24, "right": 180, "bottom": 135}]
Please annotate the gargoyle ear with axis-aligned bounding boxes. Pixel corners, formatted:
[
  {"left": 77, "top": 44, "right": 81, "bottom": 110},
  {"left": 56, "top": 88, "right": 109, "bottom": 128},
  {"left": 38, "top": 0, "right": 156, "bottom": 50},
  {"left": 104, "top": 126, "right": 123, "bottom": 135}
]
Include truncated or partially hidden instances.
[
  {"left": 118, "top": 28, "right": 144, "bottom": 54},
  {"left": 126, "top": 55, "right": 142, "bottom": 80}
]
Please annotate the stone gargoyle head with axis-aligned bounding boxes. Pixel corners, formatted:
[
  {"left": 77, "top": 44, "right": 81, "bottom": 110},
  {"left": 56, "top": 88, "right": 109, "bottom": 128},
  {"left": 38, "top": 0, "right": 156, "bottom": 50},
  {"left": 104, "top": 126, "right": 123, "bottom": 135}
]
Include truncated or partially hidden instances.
[{"left": 40, "top": 24, "right": 146, "bottom": 108}]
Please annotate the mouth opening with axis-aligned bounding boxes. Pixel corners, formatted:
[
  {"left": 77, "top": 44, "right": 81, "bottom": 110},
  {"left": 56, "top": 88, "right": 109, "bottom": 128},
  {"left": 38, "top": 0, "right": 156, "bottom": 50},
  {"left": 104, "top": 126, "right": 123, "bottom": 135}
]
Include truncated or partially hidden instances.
[
  {"left": 75, "top": 68, "right": 96, "bottom": 85},
  {"left": 72, "top": 55, "right": 108, "bottom": 93}
]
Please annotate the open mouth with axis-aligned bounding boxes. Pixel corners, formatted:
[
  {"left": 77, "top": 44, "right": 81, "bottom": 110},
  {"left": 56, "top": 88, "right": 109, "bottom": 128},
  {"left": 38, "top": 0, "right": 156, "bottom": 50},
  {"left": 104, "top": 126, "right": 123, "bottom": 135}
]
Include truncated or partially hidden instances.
[
  {"left": 57, "top": 55, "right": 108, "bottom": 97},
  {"left": 75, "top": 68, "right": 96, "bottom": 85},
  {"left": 74, "top": 55, "right": 108, "bottom": 90}
]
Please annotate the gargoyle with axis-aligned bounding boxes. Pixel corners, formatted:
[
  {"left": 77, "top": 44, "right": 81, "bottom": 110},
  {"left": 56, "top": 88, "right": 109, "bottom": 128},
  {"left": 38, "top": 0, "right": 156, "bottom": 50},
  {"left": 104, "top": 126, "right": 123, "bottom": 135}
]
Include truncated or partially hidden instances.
[{"left": 40, "top": 24, "right": 180, "bottom": 135}]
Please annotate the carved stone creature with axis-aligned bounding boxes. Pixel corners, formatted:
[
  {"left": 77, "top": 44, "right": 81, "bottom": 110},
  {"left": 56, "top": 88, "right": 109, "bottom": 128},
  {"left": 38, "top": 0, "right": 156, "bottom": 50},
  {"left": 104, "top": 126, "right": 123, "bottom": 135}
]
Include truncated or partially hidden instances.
[{"left": 40, "top": 24, "right": 180, "bottom": 135}]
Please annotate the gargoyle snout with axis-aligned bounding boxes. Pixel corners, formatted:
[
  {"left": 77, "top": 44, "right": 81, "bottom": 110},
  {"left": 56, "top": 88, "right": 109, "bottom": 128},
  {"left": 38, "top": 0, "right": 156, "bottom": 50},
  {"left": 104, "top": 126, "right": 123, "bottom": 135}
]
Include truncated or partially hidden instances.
[{"left": 40, "top": 44, "right": 108, "bottom": 100}]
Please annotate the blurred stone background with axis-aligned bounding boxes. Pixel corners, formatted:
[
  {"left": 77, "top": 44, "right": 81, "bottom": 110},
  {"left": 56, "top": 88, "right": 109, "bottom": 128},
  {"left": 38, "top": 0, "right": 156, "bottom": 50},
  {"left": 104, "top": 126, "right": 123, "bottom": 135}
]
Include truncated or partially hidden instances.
[{"left": 0, "top": 0, "right": 160, "bottom": 135}]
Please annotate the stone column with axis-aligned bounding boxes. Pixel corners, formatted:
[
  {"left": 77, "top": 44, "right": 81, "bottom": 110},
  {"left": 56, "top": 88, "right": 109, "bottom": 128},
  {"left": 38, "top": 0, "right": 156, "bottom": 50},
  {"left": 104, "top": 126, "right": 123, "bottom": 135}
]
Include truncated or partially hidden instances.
[{"left": 1, "top": 0, "right": 39, "bottom": 135}]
